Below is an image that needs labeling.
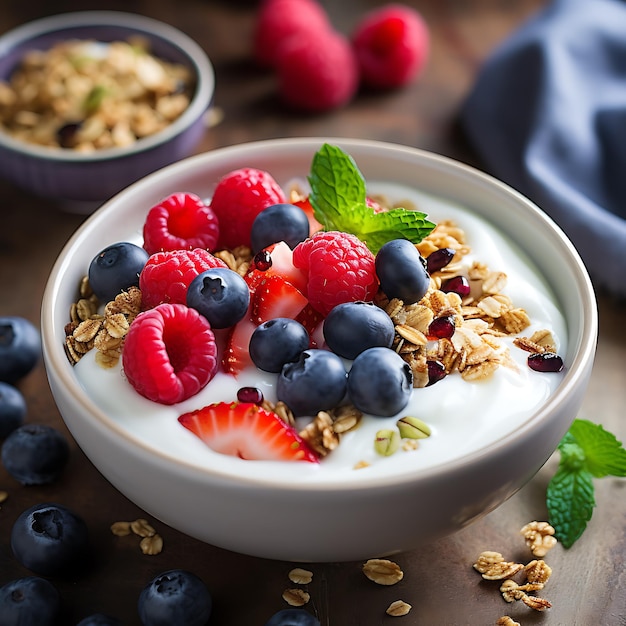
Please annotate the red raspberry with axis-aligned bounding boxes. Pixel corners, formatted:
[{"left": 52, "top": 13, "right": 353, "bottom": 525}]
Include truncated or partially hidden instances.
[
  {"left": 143, "top": 192, "right": 220, "bottom": 255},
  {"left": 209, "top": 168, "right": 286, "bottom": 249},
  {"left": 139, "top": 248, "right": 227, "bottom": 309},
  {"left": 276, "top": 30, "right": 358, "bottom": 112},
  {"left": 352, "top": 4, "right": 429, "bottom": 89},
  {"left": 292, "top": 231, "right": 379, "bottom": 316},
  {"left": 122, "top": 303, "right": 218, "bottom": 405},
  {"left": 253, "top": 0, "right": 331, "bottom": 68}
]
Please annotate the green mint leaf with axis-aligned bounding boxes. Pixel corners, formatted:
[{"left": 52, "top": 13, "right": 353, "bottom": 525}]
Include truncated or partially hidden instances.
[
  {"left": 568, "top": 419, "right": 626, "bottom": 478},
  {"left": 547, "top": 464, "right": 595, "bottom": 548},
  {"left": 308, "top": 143, "right": 436, "bottom": 253},
  {"left": 308, "top": 143, "right": 368, "bottom": 233}
]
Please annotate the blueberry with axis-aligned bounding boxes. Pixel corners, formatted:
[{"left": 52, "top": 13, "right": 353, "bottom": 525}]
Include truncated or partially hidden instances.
[
  {"left": 375, "top": 239, "right": 430, "bottom": 304},
  {"left": 251, "top": 203, "right": 310, "bottom": 253},
  {"left": 0, "top": 382, "right": 27, "bottom": 438},
  {"left": 277, "top": 349, "right": 347, "bottom": 417},
  {"left": 88, "top": 241, "right": 149, "bottom": 304},
  {"left": 76, "top": 614, "right": 123, "bottom": 625},
  {"left": 249, "top": 318, "right": 310, "bottom": 373},
  {"left": 138, "top": 569, "right": 212, "bottom": 626},
  {"left": 264, "top": 608, "right": 321, "bottom": 626},
  {"left": 0, "top": 316, "right": 41, "bottom": 384},
  {"left": 186, "top": 267, "right": 250, "bottom": 329},
  {"left": 1, "top": 424, "right": 69, "bottom": 485},
  {"left": 347, "top": 347, "right": 413, "bottom": 416},
  {"left": 323, "top": 301, "right": 395, "bottom": 360},
  {"left": 0, "top": 576, "right": 61, "bottom": 626},
  {"left": 11, "top": 502, "right": 90, "bottom": 577}
]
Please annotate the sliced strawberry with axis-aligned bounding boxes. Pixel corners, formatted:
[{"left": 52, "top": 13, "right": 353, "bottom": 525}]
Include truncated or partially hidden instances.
[
  {"left": 252, "top": 275, "right": 308, "bottom": 325},
  {"left": 294, "top": 303, "right": 325, "bottom": 347},
  {"left": 293, "top": 197, "right": 324, "bottom": 236},
  {"left": 222, "top": 303, "right": 256, "bottom": 375},
  {"left": 179, "top": 401, "right": 319, "bottom": 462},
  {"left": 245, "top": 241, "right": 308, "bottom": 295}
]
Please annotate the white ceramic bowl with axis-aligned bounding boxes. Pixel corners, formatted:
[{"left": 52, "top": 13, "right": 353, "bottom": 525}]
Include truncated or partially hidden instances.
[
  {"left": 0, "top": 11, "right": 214, "bottom": 207},
  {"left": 41, "top": 138, "right": 597, "bottom": 562}
]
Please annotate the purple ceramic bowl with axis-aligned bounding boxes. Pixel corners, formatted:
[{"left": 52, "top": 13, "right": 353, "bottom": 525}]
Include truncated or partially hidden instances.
[{"left": 0, "top": 11, "right": 214, "bottom": 207}]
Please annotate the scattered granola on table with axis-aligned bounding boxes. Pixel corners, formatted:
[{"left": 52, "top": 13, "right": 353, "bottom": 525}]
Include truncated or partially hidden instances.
[{"left": 473, "top": 521, "right": 557, "bottom": 619}]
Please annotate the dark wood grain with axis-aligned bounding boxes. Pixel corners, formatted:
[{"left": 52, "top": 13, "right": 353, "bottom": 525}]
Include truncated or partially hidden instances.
[{"left": 1, "top": 2, "right": 624, "bottom": 625}]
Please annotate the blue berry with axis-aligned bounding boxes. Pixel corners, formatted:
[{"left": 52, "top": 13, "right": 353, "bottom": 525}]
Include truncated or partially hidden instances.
[
  {"left": 323, "top": 301, "right": 394, "bottom": 360},
  {"left": 0, "top": 382, "right": 27, "bottom": 438},
  {"left": 88, "top": 241, "right": 149, "bottom": 303},
  {"left": 11, "top": 502, "right": 90, "bottom": 577},
  {"left": 1, "top": 424, "right": 69, "bottom": 485},
  {"left": 138, "top": 569, "right": 212, "bottom": 626},
  {"left": 249, "top": 318, "right": 310, "bottom": 372},
  {"left": 347, "top": 347, "right": 413, "bottom": 416},
  {"left": 375, "top": 239, "right": 430, "bottom": 304},
  {"left": 264, "top": 608, "right": 321, "bottom": 626},
  {"left": 0, "top": 577, "right": 61, "bottom": 626},
  {"left": 186, "top": 267, "right": 250, "bottom": 329},
  {"left": 77, "top": 614, "right": 123, "bottom": 625},
  {"left": 251, "top": 203, "right": 310, "bottom": 252},
  {"left": 0, "top": 316, "right": 41, "bottom": 384},
  {"left": 277, "top": 349, "right": 347, "bottom": 417}
]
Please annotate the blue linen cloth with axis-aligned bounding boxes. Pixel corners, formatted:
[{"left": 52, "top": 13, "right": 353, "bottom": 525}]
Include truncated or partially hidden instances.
[{"left": 461, "top": 0, "right": 626, "bottom": 298}]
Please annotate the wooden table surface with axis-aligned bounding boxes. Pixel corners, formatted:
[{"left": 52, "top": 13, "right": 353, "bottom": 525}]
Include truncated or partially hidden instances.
[{"left": 1, "top": 1, "right": 625, "bottom": 624}]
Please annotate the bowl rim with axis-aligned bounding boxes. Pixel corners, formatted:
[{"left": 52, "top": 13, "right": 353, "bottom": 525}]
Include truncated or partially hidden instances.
[
  {"left": 0, "top": 10, "right": 214, "bottom": 162},
  {"left": 41, "top": 137, "right": 598, "bottom": 491}
]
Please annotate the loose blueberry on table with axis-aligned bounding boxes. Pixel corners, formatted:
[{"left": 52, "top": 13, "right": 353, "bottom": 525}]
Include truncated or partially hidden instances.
[
  {"left": 1, "top": 423, "right": 69, "bottom": 485},
  {"left": 0, "top": 576, "right": 62, "bottom": 626},
  {"left": 137, "top": 569, "right": 212, "bottom": 626},
  {"left": 0, "top": 316, "right": 41, "bottom": 384},
  {"left": 10, "top": 502, "right": 90, "bottom": 577},
  {"left": 0, "top": 381, "right": 27, "bottom": 438}
]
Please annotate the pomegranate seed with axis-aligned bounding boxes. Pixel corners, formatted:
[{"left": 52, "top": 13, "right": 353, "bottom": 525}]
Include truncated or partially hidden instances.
[
  {"left": 237, "top": 386, "right": 264, "bottom": 404},
  {"left": 426, "top": 360, "right": 447, "bottom": 386},
  {"left": 428, "top": 315, "right": 455, "bottom": 339},
  {"left": 426, "top": 247, "right": 455, "bottom": 274},
  {"left": 528, "top": 352, "right": 564, "bottom": 373},
  {"left": 441, "top": 275, "right": 470, "bottom": 298},
  {"left": 253, "top": 249, "right": 272, "bottom": 271}
]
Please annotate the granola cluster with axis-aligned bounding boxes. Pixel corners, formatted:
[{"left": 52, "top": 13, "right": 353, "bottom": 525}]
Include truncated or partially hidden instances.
[
  {"left": 474, "top": 521, "right": 558, "bottom": 623},
  {"left": 0, "top": 38, "right": 194, "bottom": 151},
  {"left": 376, "top": 220, "right": 556, "bottom": 388},
  {"left": 64, "top": 279, "right": 141, "bottom": 368}
]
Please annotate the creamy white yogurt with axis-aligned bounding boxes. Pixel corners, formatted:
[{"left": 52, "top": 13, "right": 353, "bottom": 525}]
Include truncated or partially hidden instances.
[{"left": 74, "top": 182, "right": 567, "bottom": 485}]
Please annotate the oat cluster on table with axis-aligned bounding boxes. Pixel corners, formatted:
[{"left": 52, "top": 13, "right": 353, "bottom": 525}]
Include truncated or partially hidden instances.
[{"left": 473, "top": 521, "right": 558, "bottom": 624}]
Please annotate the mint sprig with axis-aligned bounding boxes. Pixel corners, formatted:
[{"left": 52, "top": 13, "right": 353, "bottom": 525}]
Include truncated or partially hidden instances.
[
  {"left": 308, "top": 143, "right": 436, "bottom": 253},
  {"left": 546, "top": 419, "right": 626, "bottom": 548}
]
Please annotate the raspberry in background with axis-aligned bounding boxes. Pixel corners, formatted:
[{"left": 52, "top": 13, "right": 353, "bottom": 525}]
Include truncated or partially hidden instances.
[
  {"left": 276, "top": 30, "right": 359, "bottom": 113},
  {"left": 140, "top": 248, "right": 227, "bottom": 309},
  {"left": 253, "top": 0, "right": 331, "bottom": 68},
  {"left": 352, "top": 3, "right": 430, "bottom": 89},
  {"left": 122, "top": 303, "right": 218, "bottom": 405},
  {"left": 143, "top": 192, "right": 220, "bottom": 255},
  {"left": 292, "top": 230, "right": 379, "bottom": 316},
  {"left": 209, "top": 168, "right": 286, "bottom": 249}
]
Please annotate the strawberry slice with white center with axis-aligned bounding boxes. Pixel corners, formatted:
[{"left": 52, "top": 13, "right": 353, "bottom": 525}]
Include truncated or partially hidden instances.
[
  {"left": 178, "top": 401, "right": 319, "bottom": 462},
  {"left": 222, "top": 303, "right": 256, "bottom": 375},
  {"left": 245, "top": 241, "right": 308, "bottom": 295},
  {"left": 295, "top": 303, "right": 325, "bottom": 348},
  {"left": 252, "top": 274, "right": 308, "bottom": 325}
]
